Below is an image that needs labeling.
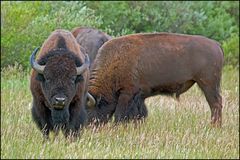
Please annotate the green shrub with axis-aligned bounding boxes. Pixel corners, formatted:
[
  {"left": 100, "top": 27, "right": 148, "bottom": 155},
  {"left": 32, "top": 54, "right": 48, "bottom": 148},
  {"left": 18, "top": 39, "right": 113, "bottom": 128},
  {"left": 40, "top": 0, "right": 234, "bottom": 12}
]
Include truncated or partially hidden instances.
[
  {"left": 1, "top": 1, "right": 101, "bottom": 70},
  {"left": 222, "top": 34, "right": 239, "bottom": 67},
  {"left": 1, "top": 2, "right": 51, "bottom": 70},
  {"left": 86, "top": 1, "right": 238, "bottom": 41},
  {"left": 1, "top": 1, "right": 239, "bottom": 69}
]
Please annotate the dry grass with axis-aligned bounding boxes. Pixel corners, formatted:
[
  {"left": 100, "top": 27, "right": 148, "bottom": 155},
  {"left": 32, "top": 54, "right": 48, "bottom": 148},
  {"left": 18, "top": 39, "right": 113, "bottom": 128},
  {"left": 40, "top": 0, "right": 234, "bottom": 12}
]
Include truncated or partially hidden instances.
[{"left": 1, "top": 65, "right": 239, "bottom": 159}]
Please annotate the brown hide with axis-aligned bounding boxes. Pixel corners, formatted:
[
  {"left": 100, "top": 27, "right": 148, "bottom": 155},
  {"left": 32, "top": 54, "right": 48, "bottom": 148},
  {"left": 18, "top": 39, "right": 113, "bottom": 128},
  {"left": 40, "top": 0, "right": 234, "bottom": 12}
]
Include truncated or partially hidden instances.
[
  {"left": 88, "top": 32, "right": 224, "bottom": 126},
  {"left": 37, "top": 29, "right": 85, "bottom": 60},
  {"left": 71, "top": 27, "right": 112, "bottom": 64},
  {"left": 30, "top": 29, "right": 89, "bottom": 138}
]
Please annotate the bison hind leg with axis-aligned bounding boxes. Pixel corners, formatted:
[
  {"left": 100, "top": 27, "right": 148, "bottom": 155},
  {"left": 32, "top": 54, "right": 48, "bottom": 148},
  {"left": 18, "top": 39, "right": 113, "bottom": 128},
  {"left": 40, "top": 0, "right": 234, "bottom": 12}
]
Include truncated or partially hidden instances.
[{"left": 196, "top": 79, "right": 222, "bottom": 127}]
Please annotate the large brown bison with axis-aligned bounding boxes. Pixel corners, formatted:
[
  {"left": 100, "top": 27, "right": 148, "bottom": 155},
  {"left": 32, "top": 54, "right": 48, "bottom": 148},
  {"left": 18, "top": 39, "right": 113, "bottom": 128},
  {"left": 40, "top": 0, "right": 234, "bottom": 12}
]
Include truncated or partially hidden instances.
[
  {"left": 71, "top": 27, "right": 112, "bottom": 65},
  {"left": 86, "top": 33, "right": 224, "bottom": 127},
  {"left": 30, "top": 29, "right": 90, "bottom": 138}
]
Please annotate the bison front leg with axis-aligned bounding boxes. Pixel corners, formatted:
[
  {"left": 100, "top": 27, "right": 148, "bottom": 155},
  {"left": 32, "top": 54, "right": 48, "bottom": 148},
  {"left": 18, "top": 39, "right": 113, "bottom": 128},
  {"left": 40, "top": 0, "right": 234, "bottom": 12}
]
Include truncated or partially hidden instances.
[
  {"left": 31, "top": 103, "right": 53, "bottom": 139},
  {"left": 64, "top": 104, "right": 87, "bottom": 139},
  {"left": 133, "top": 94, "right": 148, "bottom": 120},
  {"left": 114, "top": 92, "right": 148, "bottom": 123},
  {"left": 114, "top": 93, "right": 135, "bottom": 122}
]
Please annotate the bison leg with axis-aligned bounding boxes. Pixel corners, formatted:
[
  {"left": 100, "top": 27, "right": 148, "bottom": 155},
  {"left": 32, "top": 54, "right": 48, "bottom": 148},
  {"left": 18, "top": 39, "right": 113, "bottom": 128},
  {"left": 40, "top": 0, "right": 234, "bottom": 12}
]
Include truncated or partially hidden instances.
[
  {"left": 63, "top": 105, "right": 87, "bottom": 138},
  {"left": 114, "top": 92, "right": 147, "bottom": 123},
  {"left": 31, "top": 104, "right": 53, "bottom": 139},
  {"left": 196, "top": 79, "right": 222, "bottom": 127},
  {"left": 129, "top": 92, "right": 148, "bottom": 119},
  {"left": 63, "top": 127, "right": 80, "bottom": 140},
  {"left": 114, "top": 93, "right": 133, "bottom": 122}
]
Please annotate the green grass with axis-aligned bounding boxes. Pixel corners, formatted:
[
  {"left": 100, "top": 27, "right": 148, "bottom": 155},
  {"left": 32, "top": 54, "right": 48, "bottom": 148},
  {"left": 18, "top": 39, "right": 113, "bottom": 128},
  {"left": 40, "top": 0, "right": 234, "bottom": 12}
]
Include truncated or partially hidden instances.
[{"left": 1, "top": 65, "right": 239, "bottom": 159}]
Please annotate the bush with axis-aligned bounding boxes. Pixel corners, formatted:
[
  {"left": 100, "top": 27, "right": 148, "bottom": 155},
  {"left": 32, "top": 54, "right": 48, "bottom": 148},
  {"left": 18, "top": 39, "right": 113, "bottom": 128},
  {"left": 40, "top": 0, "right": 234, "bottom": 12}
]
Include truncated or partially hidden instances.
[
  {"left": 86, "top": 1, "right": 238, "bottom": 41},
  {"left": 222, "top": 34, "right": 239, "bottom": 67},
  {"left": 1, "top": 1, "right": 101, "bottom": 70},
  {"left": 1, "top": 1, "right": 239, "bottom": 69},
  {"left": 1, "top": 2, "right": 50, "bottom": 70}
]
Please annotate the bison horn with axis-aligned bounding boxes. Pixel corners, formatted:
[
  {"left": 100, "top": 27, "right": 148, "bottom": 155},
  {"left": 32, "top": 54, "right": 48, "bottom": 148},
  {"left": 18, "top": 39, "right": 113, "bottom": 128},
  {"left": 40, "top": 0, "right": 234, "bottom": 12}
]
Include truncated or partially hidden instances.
[
  {"left": 76, "top": 54, "right": 90, "bottom": 75},
  {"left": 87, "top": 92, "right": 96, "bottom": 108},
  {"left": 30, "top": 47, "right": 45, "bottom": 74}
]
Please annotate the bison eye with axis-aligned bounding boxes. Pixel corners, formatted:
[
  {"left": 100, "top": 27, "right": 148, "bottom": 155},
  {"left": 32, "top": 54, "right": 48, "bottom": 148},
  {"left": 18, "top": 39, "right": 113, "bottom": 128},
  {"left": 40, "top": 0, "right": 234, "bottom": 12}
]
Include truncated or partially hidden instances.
[
  {"left": 36, "top": 74, "right": 45, "bottom": 82},
  {"left": 76, "top": 75, "right": 84, "bottom": 83},
  {"left": 45, "top": 77, "right": 51, "bottom": 83},
  {"left": 71, "top": 76, "right": 77, "bottom": 84}
]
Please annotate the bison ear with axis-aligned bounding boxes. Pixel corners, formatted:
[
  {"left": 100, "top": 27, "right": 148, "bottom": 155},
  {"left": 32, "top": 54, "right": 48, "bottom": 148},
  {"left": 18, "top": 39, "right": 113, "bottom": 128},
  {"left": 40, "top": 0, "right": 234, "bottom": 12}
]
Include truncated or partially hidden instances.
[{"left": 36, "top": 73, "right": 45, "bottom": 82}]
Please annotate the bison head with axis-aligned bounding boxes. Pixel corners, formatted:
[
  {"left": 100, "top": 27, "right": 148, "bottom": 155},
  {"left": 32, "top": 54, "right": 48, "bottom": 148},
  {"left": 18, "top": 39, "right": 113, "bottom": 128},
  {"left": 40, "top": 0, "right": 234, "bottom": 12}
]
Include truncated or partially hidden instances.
[
  {"left": 86, "top": 94, "right": 116, "bottom": 125},
  {"left": 30, "top": 47, "right": 89, "bottom": 125}
]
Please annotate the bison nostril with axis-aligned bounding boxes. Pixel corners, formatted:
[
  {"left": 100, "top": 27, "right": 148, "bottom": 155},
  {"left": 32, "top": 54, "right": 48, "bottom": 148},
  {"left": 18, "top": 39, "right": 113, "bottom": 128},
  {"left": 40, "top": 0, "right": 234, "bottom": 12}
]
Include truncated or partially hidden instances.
[{"left": 55, "top": 97, "right": 65, "bottom": 105}]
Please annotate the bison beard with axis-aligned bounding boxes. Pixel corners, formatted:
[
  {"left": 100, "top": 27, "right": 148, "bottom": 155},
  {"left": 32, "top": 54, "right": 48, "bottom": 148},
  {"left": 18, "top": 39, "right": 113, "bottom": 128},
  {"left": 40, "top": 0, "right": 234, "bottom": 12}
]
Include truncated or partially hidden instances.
[{"left": 51, "top": 108, "right": 70, "bottom": 127}]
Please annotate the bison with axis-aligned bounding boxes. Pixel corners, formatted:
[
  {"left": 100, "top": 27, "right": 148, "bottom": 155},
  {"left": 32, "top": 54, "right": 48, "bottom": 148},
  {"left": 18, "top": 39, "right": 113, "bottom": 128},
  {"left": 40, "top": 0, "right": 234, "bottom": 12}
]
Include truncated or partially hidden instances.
[
  {"left": 86, "top": 32, "right": 224, "bottom": 127},
  {"left": 71, "top": 27, "right": 112, "bottom": 65},
  {"left": 30, "top": 29, "right": 90, "bottom": 139}
]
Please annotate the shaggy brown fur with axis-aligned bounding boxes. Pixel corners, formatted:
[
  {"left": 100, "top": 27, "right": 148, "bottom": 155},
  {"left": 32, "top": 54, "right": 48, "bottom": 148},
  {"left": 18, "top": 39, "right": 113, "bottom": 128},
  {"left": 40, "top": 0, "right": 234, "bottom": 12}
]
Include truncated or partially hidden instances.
[
  {"left": 87, "top": 32, "right": 224, "bottom": 127},
  {"left": 71, "top": 27, "right": 112, "bottom": 65},
  {"left": 30, "top": 29, "right": 90, "bottom": 139}
]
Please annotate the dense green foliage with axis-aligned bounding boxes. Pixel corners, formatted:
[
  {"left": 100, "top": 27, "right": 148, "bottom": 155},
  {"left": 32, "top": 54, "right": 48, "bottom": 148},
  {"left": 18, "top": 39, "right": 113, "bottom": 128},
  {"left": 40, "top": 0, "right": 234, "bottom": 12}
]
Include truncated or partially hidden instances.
[
  {"left": 1, "top": 1, "right": 239, "bottom": 69},
  {"left": 223, "top": 33, "right": 239, "bottom": 66},
  {"left": 86, "top": 1, "right": 239, "bottom": 40}
]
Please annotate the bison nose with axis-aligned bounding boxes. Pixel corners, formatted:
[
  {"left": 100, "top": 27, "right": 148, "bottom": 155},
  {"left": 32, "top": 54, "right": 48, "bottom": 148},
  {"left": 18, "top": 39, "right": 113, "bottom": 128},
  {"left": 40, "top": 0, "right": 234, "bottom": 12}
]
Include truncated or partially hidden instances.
[{"left": 55, "top": 97, "right": 66, "bottom": 106}]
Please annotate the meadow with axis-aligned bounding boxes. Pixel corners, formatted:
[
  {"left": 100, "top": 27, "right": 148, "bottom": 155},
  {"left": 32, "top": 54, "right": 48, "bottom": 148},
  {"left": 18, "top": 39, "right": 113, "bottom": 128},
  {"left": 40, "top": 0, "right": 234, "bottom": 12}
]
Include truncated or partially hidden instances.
[{"left": 1, "top": 65, "right": 239, "bottom": 159}]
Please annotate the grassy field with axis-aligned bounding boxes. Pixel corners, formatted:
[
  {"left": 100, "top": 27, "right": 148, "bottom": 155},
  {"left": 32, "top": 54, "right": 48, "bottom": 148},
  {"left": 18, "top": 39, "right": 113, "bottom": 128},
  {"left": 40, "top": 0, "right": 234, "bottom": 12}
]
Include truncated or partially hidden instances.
[{"left": 1, "top": 65, "right": 239, "bottom": 159}]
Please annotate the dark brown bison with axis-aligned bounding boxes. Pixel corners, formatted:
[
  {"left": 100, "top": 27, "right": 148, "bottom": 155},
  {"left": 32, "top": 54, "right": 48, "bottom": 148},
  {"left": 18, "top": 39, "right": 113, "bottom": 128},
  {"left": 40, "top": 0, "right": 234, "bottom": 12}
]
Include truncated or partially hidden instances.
[
  {"left": 71, "top": 27, "right": 112, "bottom": 65},
  {"left": 30, "top": 29, "right": 90, "bottom": 139},
  {"left": 86, "top": 32, "right": 224, "bottom": 127}
]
